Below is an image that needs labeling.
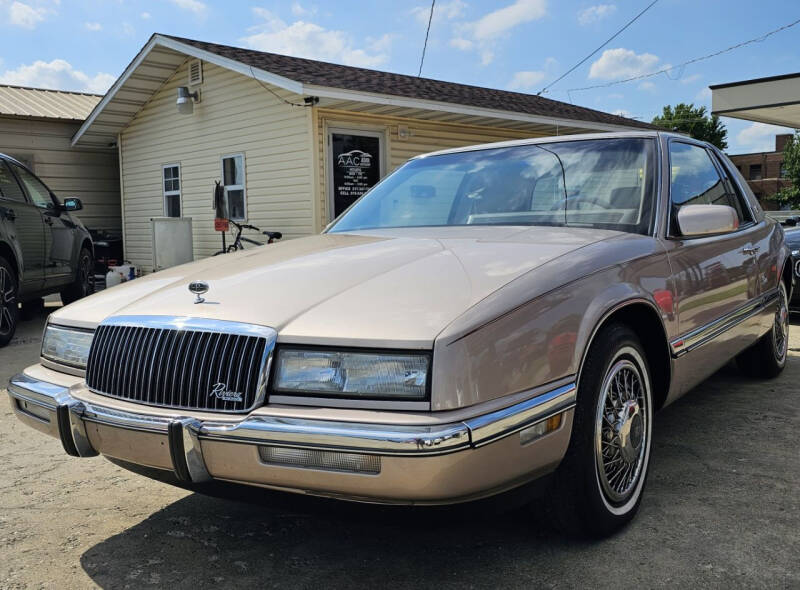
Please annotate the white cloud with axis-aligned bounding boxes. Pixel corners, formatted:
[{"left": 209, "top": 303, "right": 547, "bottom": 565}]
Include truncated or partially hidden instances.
[
  {"left": 638, "top": 80, "right": 655, "bottom": 92},
  {"left": 368, "top": 33, "right": 396, "bottom": 53},
  {"left": 612, "top": 108, "right": 632, "bottom": 118},
  {"left": 8, "top": 1, "right": 47, "bottom": 28},
  {"left": 242, "top": 8, "right": 388, "bottom": 68},
  {"left": 0, "top": 59, "right": 114, "bottom": 93},
  {"left": 140, "top": 11, "right": 151, "bottom": 19},
  {"left": 122, "top": 22, "right": 134, "bottom": 36},
  {"left": 680, "top": 73, "right": 701, "bottom": 84},
  {"left": 412, "top": 0, "right": 465, "bottom": 25},
  {"left": 84, "top": 21, "right": 101, "bottom": 31},
  {"left": 469, "top": 0, "right": 546, "bottom": 40},
  {"left": 736, "top": 122, "right": 795, "bottom": 153},
  {"left": 449, "top": 37, "right": 473, "bottom": 50},
  {"left": 450, "top": 0, "right": 546, "bottom": 65},
  {"left": 696, "top": 86, "right": 711, "bottom": 101},
  {"left": 578, "top": 4, "right": 616, "bottom": 25},
  {"left": 291, "top": 2, "right": 315, "bottom": 17},
  {"left": 507, "top": 70, "right": 546, "bottom": 91},
  {"left": 589, "top": 47, "right": 660, "bottom": 80},
  {"left": 168, "top": 0, "right": 207, "bottom": 17}
]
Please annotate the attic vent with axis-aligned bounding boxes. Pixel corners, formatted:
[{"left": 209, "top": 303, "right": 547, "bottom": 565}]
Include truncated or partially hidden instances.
[{"left": 188, "top": 59, "right": 203, "bottom": 86}]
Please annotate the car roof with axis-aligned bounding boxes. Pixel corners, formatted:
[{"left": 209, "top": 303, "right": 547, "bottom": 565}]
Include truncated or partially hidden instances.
[{"left": 414, "top": 131, "right": 685, "bottom": 159}]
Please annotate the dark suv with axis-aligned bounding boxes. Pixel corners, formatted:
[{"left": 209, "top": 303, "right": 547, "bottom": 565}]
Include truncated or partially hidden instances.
[{"left": 0, "top": 154, "right": 93, "bottom": 347}]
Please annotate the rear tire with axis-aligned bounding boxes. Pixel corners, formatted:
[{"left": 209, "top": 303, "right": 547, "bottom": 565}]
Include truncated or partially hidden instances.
[
  {"left": 60, "top": 247, "right": 93, "bottom": 305},
  {"left": 547, "top": 323, "right": 653, "bottom": 537},
  {"left": 736, "top": 281, "right": 789, "bottom": 379},
  {"left": 0, "top": 255, "right": 19, "bottom": 347}
]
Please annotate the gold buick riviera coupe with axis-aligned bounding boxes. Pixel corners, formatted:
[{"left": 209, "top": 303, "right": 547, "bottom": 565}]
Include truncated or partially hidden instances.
[{"left": 8, "top": 132, "right": 791, "bottom": 536}]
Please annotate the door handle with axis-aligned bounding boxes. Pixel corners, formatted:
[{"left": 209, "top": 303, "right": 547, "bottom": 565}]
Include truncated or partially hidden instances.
[
  {"left": 44, "top": 216, "right": 53, "bottom": 226},
  {"left": 2, "top": 208, "right": 15, "bottom": 221},
  {"left": 742, "top": 246, "right": 759, "bottom": 256}
]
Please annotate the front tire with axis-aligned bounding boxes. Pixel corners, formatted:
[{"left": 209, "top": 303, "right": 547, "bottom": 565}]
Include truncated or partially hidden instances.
[
  {"left": 0, "top": 255, "right": 19, "bottom": 347},
  {"left": 736, "top": 281, "right": 789, "bottom": 379},
  {"left": 548, "top": 323, "right": 653, "bottom": 537},
  {"left": 60, "top": 247, "right": 93, "bottom": 305}
]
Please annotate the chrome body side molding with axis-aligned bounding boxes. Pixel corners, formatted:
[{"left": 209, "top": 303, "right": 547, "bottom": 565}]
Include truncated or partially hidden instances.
[{"left": 670, "top": 288, "right": 778, "bottom": 358}]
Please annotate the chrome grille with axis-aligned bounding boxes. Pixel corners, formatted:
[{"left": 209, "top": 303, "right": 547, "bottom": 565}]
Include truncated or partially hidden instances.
[{"left": 85, "top": 316, "right": 276, "bottom": 413}]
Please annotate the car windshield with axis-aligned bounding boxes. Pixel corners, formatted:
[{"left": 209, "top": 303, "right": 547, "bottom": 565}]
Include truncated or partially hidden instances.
[{"left": 329, "top": 137, "right": 657, "bottom": 235}]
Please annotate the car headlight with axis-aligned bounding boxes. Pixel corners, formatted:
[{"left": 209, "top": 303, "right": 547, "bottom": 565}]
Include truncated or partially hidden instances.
[
  {"left": 273, "top": 348, "right": 430, "bottom": 399},
  {"left": 41, "top": 324, "right": 95, "bottom": 369}
]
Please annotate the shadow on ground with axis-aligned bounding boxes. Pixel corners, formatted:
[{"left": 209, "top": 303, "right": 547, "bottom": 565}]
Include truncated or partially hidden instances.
[{"left": 78, "top": 323, "right": 800, "bottom": 589}]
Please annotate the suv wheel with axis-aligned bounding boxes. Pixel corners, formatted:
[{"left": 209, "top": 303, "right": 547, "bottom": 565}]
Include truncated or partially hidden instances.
[
  {"left": 60, "top": 247, "right": 93, "bottom": 306},
  {"left": 0, "top": 255, "right": 19, "bottom": 347}
]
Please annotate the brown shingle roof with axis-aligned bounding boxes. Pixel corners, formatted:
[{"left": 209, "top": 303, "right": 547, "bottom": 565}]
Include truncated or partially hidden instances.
[{"left": 165, "top": 35, "right": 656, "bottom": 131}]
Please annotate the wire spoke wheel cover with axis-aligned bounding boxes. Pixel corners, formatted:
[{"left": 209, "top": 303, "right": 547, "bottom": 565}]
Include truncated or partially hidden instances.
[
  {"left": 594, "top": 346, "right": 652, "bottom": 513},
  {"left": 773, "top": 284, "right": 789, "bottom": 364},
  {"left": 0, "top": 266, "right": 16, "bottom": 336}
]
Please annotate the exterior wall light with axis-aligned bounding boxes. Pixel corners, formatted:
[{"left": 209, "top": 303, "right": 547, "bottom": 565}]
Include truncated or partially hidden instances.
[{"left": 177, "top": 86, "right": 200, "bottom": 115}]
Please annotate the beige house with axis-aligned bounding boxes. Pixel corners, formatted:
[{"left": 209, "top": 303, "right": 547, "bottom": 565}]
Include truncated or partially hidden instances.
[
  {"left": 0, "top": 84, "right": 120, "bottom": 234},
  {"left": 74, "top": 34, "right": 654, "bottom": 273}
]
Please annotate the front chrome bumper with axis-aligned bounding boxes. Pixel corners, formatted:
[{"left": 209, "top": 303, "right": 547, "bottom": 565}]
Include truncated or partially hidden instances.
[{"left": 8, "top": 371, "right": 576, "bottom": 500}]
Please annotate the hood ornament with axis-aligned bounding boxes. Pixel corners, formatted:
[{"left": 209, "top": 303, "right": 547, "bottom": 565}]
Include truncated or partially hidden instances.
[{"left": 188, "top": 280, "right": 209, "bottom": 304}]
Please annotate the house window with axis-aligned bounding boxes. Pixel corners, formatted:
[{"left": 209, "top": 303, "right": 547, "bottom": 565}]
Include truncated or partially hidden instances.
[
  {"left": 162, "top": 164, "right": 181, "bottom": 217},
  {"left": 221, "top": 153, "right": 246, "bottom": 221},
  {"left": 749, "top": 164, "right": 762, "bottom": 180}
]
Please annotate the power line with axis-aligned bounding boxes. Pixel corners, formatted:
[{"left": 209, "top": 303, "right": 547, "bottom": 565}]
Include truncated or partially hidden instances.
[
  {"left": 418, "top": 0, "right": 435, "bottom": 77},
  {"left": 554, "top": 16, "right": 800, "bottom": 94},
  {"left": 248, "top": 65, "right": 311, "bottom": 108},
  {"left": 537, "top": 0, "right": 659, "bottom": 95}
]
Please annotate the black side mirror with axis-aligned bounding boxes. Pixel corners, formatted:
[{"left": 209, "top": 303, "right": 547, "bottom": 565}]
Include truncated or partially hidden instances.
[{"left": 61, "top": 197, "right": 83, "bottom": 212}]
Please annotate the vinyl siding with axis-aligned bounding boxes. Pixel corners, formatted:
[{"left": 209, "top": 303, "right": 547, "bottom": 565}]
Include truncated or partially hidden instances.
[
  {"left": 313, "top": 108, "right": 550, "bottom": 227},
  {"left": 0, "top": 115, "right": 120, "bottom": 233},
  {"left": 120, "top": 60, "right": 314, "bottom": 272}
]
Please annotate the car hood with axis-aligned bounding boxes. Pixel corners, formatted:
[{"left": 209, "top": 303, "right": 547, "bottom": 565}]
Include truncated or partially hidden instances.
[
  {"left": 784, "top": 228, "right": 800, "bottom": 251},
  {"left": 52, "top": 226, "right": 621, "bottom": 347}
]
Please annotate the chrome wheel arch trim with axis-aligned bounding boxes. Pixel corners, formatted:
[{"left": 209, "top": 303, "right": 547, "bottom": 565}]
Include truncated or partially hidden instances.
[{"left": 576, "top": 297, "right": 671, "bottom": 402}]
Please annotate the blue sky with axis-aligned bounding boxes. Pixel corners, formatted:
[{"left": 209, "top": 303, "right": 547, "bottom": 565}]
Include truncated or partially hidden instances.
[{"left": 0, "top": 0, "right": 796, "bottom": 153}]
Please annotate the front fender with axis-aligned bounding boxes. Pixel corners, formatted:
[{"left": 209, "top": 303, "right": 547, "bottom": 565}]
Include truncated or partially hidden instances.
[{"left": 431, "top": 249, "right": 675, "bottom": 411}]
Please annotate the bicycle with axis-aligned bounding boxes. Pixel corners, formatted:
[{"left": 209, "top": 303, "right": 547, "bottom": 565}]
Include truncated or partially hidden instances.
[{"left": 213, "top": 219, "right": 282, "bottom": 255}]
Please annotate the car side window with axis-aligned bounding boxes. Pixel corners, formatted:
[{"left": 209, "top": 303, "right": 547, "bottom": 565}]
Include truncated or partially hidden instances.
[
  {"left": 709, "top": 151, "right": 754, "bottom": 225},
  {"left": 669, "top": 142, "right": 745, "bottom": 233},
  {"left": 12, "top": 164, "right": 54, "bottom": 209},
  {"left": 0, "top": 161, "right": 27, "bottom": 203}
]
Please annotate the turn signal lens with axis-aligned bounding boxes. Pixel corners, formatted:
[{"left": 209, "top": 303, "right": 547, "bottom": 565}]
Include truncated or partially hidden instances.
[
  {"left": 519, "top": 413, "right": 563, "bottom": 445},
  {"left": 259, "top": 446, "right": 381, "bottom": 474}
]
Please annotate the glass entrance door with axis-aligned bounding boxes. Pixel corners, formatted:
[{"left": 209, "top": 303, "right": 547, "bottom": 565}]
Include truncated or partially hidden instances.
[{"left": 328, "top": 130, "right": 384, "bottom": 219}]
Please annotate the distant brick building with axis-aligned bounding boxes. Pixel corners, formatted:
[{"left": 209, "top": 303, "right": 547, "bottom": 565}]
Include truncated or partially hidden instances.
[{"left": 728, "top": 134, "right": 793, "bottom": 209}]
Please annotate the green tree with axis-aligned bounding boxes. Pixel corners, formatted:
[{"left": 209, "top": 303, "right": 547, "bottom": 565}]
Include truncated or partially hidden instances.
[
  {"left": 775, "top": 131, "right": 800, "bottom": 209},
  {"left": 651, "top": 103, "right": 728, "bottom": 149}
]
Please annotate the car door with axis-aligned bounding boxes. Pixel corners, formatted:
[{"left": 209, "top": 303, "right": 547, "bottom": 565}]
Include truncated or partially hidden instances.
[
  {"left": 710, "top": 147, "right": 775, "bottom": 299},
  {"left": 0, "top": 159, "right": 45, "bottom": 292},
  {"left": 665, "top": 140, "right": 761, "bottom": 349},
  {"left": 10, "top": 162, "right": 77, "bottom": 286}
]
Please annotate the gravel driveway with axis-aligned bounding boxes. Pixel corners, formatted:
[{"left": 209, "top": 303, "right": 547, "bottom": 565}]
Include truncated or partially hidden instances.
[{"left": 1, "top": 306, "right": 798, "bottom": 589}]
